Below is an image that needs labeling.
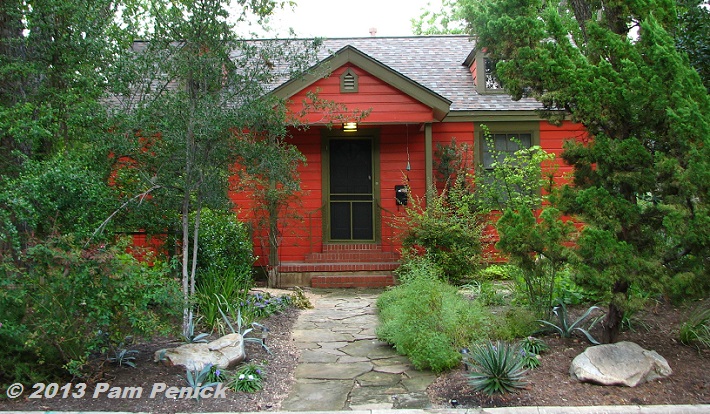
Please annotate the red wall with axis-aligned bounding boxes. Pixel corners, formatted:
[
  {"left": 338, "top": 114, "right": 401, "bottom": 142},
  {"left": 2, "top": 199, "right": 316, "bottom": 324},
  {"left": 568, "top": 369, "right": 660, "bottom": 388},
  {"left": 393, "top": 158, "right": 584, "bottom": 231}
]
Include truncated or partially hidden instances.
[
  {"left": 288, "top": 64, "right": 437, "bottom": 124},
  {"left": 229, "top": 58, "right": 587, "bottom": 265}
]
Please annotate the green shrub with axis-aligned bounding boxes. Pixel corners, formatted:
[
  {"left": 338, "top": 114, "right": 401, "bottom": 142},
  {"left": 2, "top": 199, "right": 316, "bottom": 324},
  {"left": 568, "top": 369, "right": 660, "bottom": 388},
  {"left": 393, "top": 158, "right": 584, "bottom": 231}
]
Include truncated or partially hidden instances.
[
  {"left": 196, "top": 208, "right": 254, "bottom": 276},
  {"left": 491, "top": 307, "right": 540, "bottom": 340},
  {"left": 377, "top": 258, "right": 492, "bottom": 372},
  {"left": 0, "top": 156, "right": 113, "bottom": 254},
  {"left": 393, "top": 253, "right": 444, "bottom": 284},
  {"left": 0, "top": 236, "right": 181, "bottom": 386},
  {"left": 398, "top": 184, "right": 484, "bottom": 284},
  {"left": 475, "top": 264, "right": 522, "bottom": 281}
]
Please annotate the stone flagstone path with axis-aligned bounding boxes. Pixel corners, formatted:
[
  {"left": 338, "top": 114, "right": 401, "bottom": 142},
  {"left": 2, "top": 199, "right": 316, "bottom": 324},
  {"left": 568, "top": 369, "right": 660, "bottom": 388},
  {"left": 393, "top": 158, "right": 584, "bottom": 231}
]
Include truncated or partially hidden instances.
[{"left": 280, "top": 290, "right": 437, "bottom": 411}]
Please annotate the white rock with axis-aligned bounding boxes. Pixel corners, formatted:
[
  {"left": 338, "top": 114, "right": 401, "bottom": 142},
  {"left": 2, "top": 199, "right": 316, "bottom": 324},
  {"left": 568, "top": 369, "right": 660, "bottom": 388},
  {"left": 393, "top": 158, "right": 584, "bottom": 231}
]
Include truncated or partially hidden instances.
[
  {"left": 570, "top": 341, "right": 672, "bottom": 387},
  {"left": 155, "top": 333, "right": 245, "bottom": 371}
]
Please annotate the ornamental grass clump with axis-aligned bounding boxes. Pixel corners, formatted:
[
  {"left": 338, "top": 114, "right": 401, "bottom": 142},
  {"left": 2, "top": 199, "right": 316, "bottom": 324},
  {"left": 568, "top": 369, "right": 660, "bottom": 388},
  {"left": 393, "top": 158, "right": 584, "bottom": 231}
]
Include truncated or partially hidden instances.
[{"left": 464, "top": 340, "right": 528, "bottom": 395}]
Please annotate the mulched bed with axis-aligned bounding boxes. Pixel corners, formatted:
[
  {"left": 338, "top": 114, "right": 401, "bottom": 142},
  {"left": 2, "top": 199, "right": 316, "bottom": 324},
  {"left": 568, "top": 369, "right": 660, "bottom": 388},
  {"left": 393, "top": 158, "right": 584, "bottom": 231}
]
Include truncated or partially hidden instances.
[
  {"left": 0, "top": 307, "right": 301, "bottom": 414},
  {"left": 2, "top": 296, "right": 708, "bottom": 412},
  {"left": 427, "top": 301, "right": 710, "bottom": 408}
]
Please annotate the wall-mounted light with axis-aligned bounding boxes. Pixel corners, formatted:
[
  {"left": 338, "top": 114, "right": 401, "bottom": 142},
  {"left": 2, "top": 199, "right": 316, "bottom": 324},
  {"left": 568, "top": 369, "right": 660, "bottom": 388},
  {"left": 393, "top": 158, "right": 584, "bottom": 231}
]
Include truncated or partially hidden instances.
[{"left": 343, "top": 122, "right": 358, "bottom": 132}]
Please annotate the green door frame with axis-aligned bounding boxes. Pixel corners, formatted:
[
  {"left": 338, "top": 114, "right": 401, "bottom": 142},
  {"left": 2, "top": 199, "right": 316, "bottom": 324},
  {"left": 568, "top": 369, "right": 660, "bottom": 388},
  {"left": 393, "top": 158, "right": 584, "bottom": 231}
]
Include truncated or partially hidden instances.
[{"left": 321, "top": 129, "right": 381, "bottom": 244}]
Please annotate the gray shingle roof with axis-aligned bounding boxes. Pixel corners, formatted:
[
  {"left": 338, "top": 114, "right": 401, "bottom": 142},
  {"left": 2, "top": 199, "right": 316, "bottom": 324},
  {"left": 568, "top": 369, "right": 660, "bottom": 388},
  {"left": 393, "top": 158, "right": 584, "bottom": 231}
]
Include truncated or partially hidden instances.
[{"left": 302, "top": 35, "right": 542, "bottom": 112}]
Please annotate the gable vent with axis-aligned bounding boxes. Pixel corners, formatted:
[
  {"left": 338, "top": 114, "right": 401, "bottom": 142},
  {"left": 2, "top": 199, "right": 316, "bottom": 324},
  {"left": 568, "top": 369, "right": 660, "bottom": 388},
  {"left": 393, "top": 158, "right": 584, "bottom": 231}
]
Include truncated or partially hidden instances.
[{"left": 340, "top": 68, "right": 359, "bottom": 93}]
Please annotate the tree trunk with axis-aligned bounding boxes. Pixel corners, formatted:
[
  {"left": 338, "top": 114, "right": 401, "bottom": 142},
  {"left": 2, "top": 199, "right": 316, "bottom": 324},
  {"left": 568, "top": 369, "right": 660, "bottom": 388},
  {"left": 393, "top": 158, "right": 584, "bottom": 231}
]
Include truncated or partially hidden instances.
[
  {"left": 267, "top": 197, "right": 279, "bottom": 288},
  {"left": 602, "top": 279, "right": 629, "bottom": 343},
  {"left": 181, "top": 194, "right": 192, "bottom": 338}
]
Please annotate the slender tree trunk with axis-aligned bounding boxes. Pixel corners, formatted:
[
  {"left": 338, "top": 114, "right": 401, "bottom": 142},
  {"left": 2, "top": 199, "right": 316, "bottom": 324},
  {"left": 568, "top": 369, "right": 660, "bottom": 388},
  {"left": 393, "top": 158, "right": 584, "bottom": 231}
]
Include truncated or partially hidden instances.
[
  {"left": 182, "top": 68, "right": 197, "bottom": 338},
  {"left": 267, "top": 194, "right": 279, "bottom": 288},
  {"left": 603, "top": 279, "right": 629, "bottom": 343},
  {"left": 181, "top": 193, "right": 192, "bottom": 337},
  {"left": 190, "top": 200, "right": 202, "bottom": 299}
]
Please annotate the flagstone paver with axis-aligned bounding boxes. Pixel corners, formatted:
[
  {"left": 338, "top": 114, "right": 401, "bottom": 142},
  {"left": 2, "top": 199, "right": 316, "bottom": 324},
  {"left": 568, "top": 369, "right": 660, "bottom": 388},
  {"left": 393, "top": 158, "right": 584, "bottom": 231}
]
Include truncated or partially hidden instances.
[{"left": 280, "top": 289, "right": 437, "bottom": 411}]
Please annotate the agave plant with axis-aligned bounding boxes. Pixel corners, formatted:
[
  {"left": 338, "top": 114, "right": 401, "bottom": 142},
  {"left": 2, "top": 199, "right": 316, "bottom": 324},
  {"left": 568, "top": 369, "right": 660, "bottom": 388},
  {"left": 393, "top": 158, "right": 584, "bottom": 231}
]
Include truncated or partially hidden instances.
[
  {"left": 464, "top": 340, "right": 528, "bottom": 395},
  {"left": 537, "top": 299, "right": 602, "bottom": 345},
  {"left": 217, "top": 296, "right": 271, "bottom": 354}
]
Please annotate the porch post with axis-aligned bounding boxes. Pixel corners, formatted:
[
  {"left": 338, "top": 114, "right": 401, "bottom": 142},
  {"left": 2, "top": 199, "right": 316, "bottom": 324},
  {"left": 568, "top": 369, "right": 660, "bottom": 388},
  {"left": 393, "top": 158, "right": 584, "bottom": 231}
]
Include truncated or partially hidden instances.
[{"left": 424, "top": 123, "right": 434, "bottom": 206}]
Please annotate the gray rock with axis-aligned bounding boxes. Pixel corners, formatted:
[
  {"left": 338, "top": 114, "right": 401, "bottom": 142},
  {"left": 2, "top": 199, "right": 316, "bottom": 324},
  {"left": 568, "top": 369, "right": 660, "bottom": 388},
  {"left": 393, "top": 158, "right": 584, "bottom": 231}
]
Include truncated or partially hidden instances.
[
  {"left": 570, "top": 341, "right": 672, "bottom": 387},
  {"left": 154, "top": 333, "right": 245, "bottom": 371}
]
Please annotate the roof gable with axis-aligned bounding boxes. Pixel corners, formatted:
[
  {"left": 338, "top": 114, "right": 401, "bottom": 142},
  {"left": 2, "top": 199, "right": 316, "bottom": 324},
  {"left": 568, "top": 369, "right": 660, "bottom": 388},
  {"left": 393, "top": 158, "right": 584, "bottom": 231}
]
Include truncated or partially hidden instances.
[{"left": 272, "top": 45, "right": 452, "bottom": 121}]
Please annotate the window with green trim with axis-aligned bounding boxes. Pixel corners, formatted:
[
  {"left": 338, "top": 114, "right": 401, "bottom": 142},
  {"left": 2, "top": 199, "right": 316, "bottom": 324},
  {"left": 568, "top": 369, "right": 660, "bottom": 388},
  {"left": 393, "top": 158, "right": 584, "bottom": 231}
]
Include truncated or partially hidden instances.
[{"left": 476, "top": 123, "right": 540, "bottom": 209}]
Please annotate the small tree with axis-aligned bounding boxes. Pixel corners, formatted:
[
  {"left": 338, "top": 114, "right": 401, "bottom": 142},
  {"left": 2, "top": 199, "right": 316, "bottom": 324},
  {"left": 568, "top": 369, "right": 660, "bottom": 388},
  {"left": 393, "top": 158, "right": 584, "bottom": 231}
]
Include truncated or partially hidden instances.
[
  {"left": 474, "top": 126, "right": 574, "bottom": 317},
  {"left": 110, "top": 0, "right": 322, "bottom": 336}
]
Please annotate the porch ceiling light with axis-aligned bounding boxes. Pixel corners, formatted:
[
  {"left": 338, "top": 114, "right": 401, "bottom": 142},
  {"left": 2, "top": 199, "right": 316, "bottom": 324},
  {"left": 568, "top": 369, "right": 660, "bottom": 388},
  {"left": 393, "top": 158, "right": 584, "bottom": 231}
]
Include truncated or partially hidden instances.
[{"left": 343, "top": 122, "right": 358, "bottom": 132}]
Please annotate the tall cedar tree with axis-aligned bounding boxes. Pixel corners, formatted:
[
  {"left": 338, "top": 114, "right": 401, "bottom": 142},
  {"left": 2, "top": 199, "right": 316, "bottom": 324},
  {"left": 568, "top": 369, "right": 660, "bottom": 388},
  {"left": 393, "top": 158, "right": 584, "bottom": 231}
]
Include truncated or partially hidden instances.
[{"left": 465, "top": 0, "right": 710, "bottom": 342}]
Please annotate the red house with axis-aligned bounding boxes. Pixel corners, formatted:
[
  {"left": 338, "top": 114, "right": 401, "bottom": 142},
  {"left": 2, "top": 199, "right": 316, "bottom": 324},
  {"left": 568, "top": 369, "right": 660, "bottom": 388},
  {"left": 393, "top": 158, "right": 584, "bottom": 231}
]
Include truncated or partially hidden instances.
[{"left": 231, "top": 35, "right": 586, "bottom": 288}]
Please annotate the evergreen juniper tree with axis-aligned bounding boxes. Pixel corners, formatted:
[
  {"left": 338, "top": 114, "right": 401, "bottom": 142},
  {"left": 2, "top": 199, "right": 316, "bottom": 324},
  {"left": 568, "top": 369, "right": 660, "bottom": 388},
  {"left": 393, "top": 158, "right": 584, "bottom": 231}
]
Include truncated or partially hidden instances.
[{"left": 464, "top": 0, "right": 710, "bottom": 342}]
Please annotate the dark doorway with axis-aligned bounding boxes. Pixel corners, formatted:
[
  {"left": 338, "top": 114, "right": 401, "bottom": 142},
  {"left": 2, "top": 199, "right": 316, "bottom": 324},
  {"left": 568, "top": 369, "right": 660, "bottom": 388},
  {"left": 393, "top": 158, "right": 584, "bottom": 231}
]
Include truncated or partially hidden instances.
[{"left": 328, "top": 138, "right": 374, "bottom": 240}]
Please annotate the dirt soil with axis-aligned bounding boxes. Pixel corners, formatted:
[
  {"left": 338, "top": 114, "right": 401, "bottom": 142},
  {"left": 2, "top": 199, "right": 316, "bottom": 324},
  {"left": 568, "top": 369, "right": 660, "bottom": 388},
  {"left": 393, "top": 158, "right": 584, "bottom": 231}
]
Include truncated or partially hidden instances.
[{"left": 1, "top": 296, "right": 708, "bottom": 412}]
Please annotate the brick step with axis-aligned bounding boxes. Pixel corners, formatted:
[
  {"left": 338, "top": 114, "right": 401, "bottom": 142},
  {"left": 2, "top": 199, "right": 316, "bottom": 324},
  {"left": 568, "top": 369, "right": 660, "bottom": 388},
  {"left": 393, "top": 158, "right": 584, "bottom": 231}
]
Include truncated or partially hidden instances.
[
  {"left": 311, "top": 274, "right": 395, "bottom": 288},
  {"left": 322, "top": 243, "right": 382, "bottom": 251},
  {"left": 280, "top": 261, "right": 400, "bottom": 273},
  {"left": 304, "top": 251, "right": 400, "bottom": 263}
]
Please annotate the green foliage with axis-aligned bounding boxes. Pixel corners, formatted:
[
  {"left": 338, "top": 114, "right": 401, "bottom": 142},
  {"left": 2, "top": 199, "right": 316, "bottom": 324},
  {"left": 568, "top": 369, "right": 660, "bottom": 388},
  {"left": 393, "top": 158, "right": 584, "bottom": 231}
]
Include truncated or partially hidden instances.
[
  {"left": 206, "top": 365, "right": 227, "bottom": 383},
  {"left": 228, "top": 363, "right": 265, "bottom": 393},
  {"left": 394, "top": 253, "right": 445, "bottom": 284},
  {"left": 377, "top": 258, "right": 493, "bottom": 372},
  {"left": 241, "top": 292, "right": 291, "bottom": 321},
  {"left": 195, "top": 208, "right": 255, "bottom": 276},
  {"left": 399, "top": 184, "right": 484, "bottom": 284},
  {"left": 0, "top": 0, "right": 130, "bottom": 176},
  {"left": 474, "top": 128, "right": 555, "bottom": 213},
  {"left": 0, "top": 236, "right": 181, "bottom": 386},
  {"left": 0, "top": 155, "right": 114, "bottom": 254},
  {"left": 676, "top": 0, "right": 710, "bottom": 89},
  {"left": 433, "top": 138, "right": 472, "bottom": 188},
  {"left": 475, "top": 264, "right": 521, "bottom": 281},
  {"left": 520, "top": 336, "right": 548, "bottom": 356},
  {"left": 464, "top": 340, "right": 528, "bottom": 395},
  {"left": 537, "top": 299, "right": 603, "bottom": 345},
  {"left": 465, "top": 0, "right": 710, "bottom": 342},
  {"left": 411, "top": 0, "right": 467, "bottom": 35},
  {"left": 679, "top": 300, "right": 710, "bottom": 350},
  {"left": 183, "top": 317, "right": 210, "bottom": 344},
  {"left": 497, "top": 207, "right": 575, "bottom": 317},
  {"left": 196, "top": 266, "right": 253, "bottom": 332},
  {"left": 107, "top": 348, "right": 138, "bottom": 368},
  {"left": 553, "top": 268, "right": 600, "bottom": 306},
  {"left": 185, "top": 364, "right": 220, "bottom": 399},
  {"left": 491, "top": 307, "right": 540, "bottom": 341}
]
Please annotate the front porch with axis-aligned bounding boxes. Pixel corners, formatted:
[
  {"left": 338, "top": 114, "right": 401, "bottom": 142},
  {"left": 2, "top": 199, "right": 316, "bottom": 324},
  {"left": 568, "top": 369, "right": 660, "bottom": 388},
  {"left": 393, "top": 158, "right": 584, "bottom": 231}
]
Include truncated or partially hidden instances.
[{"left": 276, "top": 243, "right": 400, "bottom": 288}]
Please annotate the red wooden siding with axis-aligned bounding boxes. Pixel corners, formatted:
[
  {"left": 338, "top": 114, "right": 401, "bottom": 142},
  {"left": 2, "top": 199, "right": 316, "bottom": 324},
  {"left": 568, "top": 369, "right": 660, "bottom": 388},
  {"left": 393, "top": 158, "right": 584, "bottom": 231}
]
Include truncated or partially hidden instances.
[
  {"left": 230, "top": 128, "right": 322, "bottom": 266},
  {"left": 539, "top": 120, "right": 588, "bottom": 185},
  {"left": 287, "top": 64, "right": 437, "bottom": 124}
]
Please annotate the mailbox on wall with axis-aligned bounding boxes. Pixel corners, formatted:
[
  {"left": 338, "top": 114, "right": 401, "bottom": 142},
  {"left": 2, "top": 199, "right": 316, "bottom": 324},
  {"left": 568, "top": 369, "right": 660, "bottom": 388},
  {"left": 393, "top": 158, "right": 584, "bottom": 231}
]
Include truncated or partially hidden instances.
[{"left": 395, "top": 185, "right": 408, "bottom": 206}]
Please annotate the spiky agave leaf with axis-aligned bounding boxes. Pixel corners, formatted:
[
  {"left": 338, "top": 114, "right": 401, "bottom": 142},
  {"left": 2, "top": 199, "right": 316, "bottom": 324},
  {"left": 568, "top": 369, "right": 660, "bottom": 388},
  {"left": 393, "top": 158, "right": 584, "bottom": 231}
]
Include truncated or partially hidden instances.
[{"left": 464, "top": 341, "right": 527, "bottom": 395}]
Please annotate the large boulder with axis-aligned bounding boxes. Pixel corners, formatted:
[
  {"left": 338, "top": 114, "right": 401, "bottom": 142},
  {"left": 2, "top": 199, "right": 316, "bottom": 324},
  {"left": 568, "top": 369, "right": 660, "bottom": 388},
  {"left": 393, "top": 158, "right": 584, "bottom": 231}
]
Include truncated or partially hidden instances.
[
  {"left": 570, "top": 341, "right": 672, "bottom": 387},
  {"left": 154, "top": 333, "right": 245, "bottom": 371}
]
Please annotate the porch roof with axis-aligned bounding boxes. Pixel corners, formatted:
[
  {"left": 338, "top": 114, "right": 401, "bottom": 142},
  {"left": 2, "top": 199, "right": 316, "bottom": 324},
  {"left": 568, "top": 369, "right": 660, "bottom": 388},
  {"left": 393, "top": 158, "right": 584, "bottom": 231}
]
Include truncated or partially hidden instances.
[{"left": 269, "top": 35, "right": 542, "bottom": 114}]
